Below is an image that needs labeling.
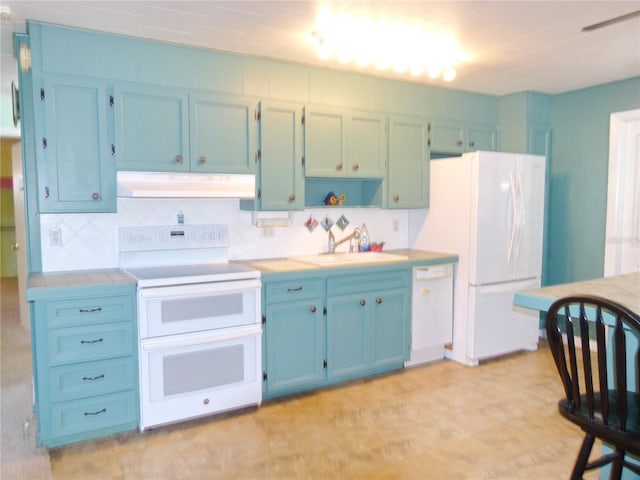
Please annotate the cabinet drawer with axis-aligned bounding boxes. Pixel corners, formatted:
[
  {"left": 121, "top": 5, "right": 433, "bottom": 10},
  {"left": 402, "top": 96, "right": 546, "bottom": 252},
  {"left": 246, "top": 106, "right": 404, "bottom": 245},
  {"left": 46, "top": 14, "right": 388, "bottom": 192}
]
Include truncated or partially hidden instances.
[
  {"left": 47, "top": 322, "right": 135, "bottom": 365},
  {"left": 49, "top": 390, "right": 137, "bottom": 439},
  {"left": 265, "top": 278, "right": 324, "bottom": 303},
  {"left": 327, "top": 270, "right": 409, "bottom": 296},
  {"left": 45, "top": 295, "right": 135, "bottom": 328},
  {"left": 49, "top": 357, "right": 136, "bottom": 402}
]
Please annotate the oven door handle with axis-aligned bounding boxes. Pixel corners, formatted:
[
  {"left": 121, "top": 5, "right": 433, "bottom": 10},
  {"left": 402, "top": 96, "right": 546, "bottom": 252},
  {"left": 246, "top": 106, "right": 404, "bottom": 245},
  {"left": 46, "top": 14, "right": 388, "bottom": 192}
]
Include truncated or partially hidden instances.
[
  {"left": 141, "top": 325, "right": 262, "bottom": 351},
  {"left": 139, "top": 279, "right": 261, "bottom": 299}
]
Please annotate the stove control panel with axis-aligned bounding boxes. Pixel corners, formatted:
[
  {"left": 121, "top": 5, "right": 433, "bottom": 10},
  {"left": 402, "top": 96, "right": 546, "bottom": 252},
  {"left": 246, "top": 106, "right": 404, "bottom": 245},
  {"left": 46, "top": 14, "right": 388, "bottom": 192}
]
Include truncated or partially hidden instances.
[{"left": 119, "top": 225, "right": 228, "bottom": 252}]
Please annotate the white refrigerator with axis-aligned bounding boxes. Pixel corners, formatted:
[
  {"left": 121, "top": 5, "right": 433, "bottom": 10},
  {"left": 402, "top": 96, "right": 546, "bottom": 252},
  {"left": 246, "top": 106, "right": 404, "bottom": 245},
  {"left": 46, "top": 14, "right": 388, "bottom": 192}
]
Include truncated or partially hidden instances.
[{"left": 409, "top": 151, "right": 547, "bottom": 366}]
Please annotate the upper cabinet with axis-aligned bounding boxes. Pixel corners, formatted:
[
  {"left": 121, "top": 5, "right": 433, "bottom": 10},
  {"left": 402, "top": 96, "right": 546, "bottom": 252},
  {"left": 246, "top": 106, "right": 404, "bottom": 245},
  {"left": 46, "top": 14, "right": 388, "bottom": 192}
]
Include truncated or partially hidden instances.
[
  {"left": 35, "top": 74, "right": 116, "bottom": 213},
  {"left": 114, "top": 83, "right": 256, "bottom": 174},
  {"left": 429, "top": 119, "right": 497, "bottom": 155},
  {"left": 387, "top": 115, "right": 429, "bottom": 209},
  {"left": 114, "top": 83, "right": 189, "bottom": 172},
  {"left": 190, "top": 92, "right": 256, "bottom": 174},
  {"left": 254, "top": 101, "right": 305, "bottom": 211},
  {"left": 304, "top": 107, "right": 386, "bottom": 179}
]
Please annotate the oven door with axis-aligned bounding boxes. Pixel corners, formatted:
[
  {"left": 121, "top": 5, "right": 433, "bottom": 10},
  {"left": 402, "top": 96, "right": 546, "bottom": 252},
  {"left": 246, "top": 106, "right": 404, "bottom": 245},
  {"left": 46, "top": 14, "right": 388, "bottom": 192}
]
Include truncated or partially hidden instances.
[
  {"left": 139, "top": 324, "right": 262, "bottom": 431},
  {"left": 138, "top": 278, "right": 261, "bottom": 339}
]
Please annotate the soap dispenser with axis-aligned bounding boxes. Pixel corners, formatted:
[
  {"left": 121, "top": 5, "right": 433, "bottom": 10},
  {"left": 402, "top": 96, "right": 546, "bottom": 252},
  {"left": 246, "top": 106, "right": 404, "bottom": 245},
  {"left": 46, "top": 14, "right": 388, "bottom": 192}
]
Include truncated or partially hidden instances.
[{"left": 359, "top": 223, "right": 370, "bottom": 252}]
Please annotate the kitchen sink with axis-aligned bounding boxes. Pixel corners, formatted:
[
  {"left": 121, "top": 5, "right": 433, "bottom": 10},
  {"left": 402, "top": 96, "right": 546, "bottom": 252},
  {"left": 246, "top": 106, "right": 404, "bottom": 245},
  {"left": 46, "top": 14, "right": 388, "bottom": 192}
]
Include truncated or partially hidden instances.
[{"left": 293, "top": 252, "right": 409, "bottom": 266}]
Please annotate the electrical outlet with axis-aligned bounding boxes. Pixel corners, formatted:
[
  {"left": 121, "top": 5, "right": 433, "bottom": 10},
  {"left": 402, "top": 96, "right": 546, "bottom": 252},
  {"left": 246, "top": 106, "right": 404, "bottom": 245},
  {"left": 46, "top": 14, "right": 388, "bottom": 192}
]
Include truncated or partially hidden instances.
[
  {"left": 392, "top": 219, "right": 399, "bottom": 232},
  {"left": 49, "top": 227, "right": 62, "bottom": 246}
]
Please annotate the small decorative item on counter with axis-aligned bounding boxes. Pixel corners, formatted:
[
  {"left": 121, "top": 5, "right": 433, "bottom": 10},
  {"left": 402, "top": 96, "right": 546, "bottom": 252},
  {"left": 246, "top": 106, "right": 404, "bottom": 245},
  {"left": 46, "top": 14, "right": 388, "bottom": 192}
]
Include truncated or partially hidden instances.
[
  {"left": 321, "top": 216, "right": 334, "bottom": 231},
  {"left": 359, "top": 223, "right": 370, "bottom": 251},
  {"left": 370, "top": 242, "right": 385, "bottom": 252},
  {"left": 337, "top": 194, "right": 346, "bottom": 205},
  {"left": 177, "top": 210, "right": 184, "bottom": 224},
  {"left": 336, "top": 214, "right": 350, "bottom": 231},
  {"left": 304, "top": 215, "right": 319, "bottom": 232}
]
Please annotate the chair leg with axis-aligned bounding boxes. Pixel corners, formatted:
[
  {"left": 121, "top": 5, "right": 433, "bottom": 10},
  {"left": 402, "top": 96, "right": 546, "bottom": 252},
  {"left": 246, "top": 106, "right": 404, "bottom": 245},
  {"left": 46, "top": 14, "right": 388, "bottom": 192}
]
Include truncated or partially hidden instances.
[
  {"left": 571, "top": 434, "right": 595, "bottom": 480},
  {"left": 608, "top": 450, "right": 623, "bottom": 480}
]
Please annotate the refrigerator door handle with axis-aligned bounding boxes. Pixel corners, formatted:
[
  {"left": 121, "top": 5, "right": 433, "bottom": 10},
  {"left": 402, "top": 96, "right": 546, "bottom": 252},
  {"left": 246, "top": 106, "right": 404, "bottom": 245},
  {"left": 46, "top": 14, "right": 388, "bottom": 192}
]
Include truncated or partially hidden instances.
[
  {"left": 514, "top": 170, "right": 526, "bottom": 260},
  {"left": 507, "top": 172, "right": 517, "bottom": 262}
]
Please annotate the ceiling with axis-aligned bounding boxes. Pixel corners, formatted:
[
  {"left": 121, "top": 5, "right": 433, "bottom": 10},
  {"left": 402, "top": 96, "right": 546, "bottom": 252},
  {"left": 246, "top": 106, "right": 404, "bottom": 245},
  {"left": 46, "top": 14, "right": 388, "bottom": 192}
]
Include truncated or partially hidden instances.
[{"left": 1, "top": 0, "right": 639, "bottom": 98}]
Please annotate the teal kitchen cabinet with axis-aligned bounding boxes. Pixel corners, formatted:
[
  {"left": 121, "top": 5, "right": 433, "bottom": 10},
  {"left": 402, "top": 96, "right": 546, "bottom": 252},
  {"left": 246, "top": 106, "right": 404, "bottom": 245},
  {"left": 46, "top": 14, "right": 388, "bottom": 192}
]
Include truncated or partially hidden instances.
[
  {"left": 429, "top": 119, "right": 497, "bottom": 154},
  {"left": 252, "top": 101, "right": 304, "bottom": 211},
  {"left": 190, "top": 92, "right": 256, "bottom": 174},
  {"left": 304, "top": 107, "right": 386, "bottom": 179},
  {"left": 114, "top": 83, "right": 190, "bottom": 172},
  {"left": 35, "top": 74, "right": 116, "bottom": 213},
  {"left": 262, "top": 277, "right": 325, "bottom": 398},
  {"left": 114, "top": 84, "right": 257, "bottom": 174},
  {"left": 29, "top": 283, "right": 138, "bottom": 447},
  {"left": 326, "top": 270, "right": 410, "bottom": 382},
  {"left": 387, "top": 115, "right": 430, "bottom": 208}
]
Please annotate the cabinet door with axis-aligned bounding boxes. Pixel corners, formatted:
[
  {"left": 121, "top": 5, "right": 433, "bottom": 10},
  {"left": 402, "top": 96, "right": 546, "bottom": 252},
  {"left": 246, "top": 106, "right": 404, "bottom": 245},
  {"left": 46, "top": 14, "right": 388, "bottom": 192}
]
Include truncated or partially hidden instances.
[
  {"left": 114, "top": 83, "right": 189, "bottom": 172},
  {"left": 349, "top": 111, "right": 387, "bottom": 178},
  {"left": 388, "top": 115, "right": 429, "bottom": 208},
  {"left": 326, "top": 292, "right": 369, "bottom": 379},
  {"left": 467, "top": 125, "right": 497, "bottom": 151},
  {"left": 37, "top": 75, "right": 115, "bottom": 213},
  {"left": 259, "top": 101, "right": 304, "bottom": 210},
  {"left": 304, "top": 107, "right": 346, "bottom": 177},
  {"left": 265, "top": 298, "right": 325, "bottom": 394},
  {"left": 190, "top": 93, "right": 256, "bottom": 174},
  {"left": 429, "top": 120, "right": 464, "bottom": 154},
  {"left": 371, "top": 289, "right": 409, "bottom": 368}
]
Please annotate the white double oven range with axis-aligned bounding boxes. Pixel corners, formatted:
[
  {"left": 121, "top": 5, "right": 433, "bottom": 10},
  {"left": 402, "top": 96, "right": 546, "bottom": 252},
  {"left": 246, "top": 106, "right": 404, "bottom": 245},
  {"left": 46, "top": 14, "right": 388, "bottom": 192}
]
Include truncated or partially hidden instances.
[{"left": 119, "top": 224, "right": 262, "bottom": 431}]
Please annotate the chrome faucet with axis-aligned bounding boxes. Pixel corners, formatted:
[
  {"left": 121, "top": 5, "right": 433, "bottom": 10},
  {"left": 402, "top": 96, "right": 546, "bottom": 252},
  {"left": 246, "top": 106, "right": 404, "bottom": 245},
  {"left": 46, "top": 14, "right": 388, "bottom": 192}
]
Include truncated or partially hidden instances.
[{"left": 328, "top": 227, "right": 360, "bottom": 253}]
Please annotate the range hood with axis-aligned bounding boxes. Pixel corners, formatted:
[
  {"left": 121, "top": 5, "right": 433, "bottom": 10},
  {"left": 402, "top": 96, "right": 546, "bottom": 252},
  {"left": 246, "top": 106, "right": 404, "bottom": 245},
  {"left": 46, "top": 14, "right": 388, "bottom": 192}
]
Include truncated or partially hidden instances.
[{"left": 117, "top": 171, "right": 255, "bottom": 199}]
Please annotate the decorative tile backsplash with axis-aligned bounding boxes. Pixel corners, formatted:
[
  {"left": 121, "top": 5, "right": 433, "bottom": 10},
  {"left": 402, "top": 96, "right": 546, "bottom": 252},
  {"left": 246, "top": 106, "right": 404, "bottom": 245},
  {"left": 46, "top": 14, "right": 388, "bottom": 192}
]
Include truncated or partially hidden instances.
[{"left": 40, "top": 198, "right": 411, "bottom": 272}]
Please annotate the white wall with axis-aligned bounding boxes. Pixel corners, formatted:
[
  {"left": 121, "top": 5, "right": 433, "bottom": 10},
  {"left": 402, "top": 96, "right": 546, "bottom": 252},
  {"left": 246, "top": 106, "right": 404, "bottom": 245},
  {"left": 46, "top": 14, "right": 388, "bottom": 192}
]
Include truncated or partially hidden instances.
[{"left": 39, "top": 199, "right": 410, "bottom": 271}]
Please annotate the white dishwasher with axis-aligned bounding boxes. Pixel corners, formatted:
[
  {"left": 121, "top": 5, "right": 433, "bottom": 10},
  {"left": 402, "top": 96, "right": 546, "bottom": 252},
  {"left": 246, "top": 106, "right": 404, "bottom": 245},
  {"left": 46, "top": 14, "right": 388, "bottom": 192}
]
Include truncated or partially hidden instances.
[{"left": 405, "top": 263, "right": 454, "bottom": 367}]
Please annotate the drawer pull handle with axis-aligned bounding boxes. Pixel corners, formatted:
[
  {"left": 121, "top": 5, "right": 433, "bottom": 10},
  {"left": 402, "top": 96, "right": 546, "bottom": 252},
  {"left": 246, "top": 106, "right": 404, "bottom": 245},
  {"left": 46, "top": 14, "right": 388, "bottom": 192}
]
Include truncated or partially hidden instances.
[
  {"left": 79, "top": 307, "right": 102, "bottom": 313},
  {"left": 80, "top": 338, "right": 104, "bottom": 345},
  {"left": 84, "top": 408, "right": 107, "bottom": 416},
  {"left": 287, "top": 287, "right": 303, "bottom": 292},
  {"left": 376, "top": 297, "right": 382, "bottom": 304},
  {"left": 310, "top": 306, "right": 317, "bottom": 313},
  {"left": 360, "top": 299, "right": 366, "bottom": 306},
  {"left": 82, "top": 374, "right": 105, "bottom": 381}
]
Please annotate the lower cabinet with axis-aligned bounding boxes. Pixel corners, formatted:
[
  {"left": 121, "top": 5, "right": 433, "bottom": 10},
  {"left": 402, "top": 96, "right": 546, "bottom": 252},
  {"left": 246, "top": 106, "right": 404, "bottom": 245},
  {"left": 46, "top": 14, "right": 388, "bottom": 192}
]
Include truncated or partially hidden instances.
[
  {"left": 29, "top": 284, "right": 138, "bottom": 447},
  {"left": 326, "top": 271, "right": 410, "bottom": 382},
  {"left": 262, "top": 269, "right": 410, "bottom": 399},
  {"left": 263, "top": 278, "right": 325, "bottom": 397}
]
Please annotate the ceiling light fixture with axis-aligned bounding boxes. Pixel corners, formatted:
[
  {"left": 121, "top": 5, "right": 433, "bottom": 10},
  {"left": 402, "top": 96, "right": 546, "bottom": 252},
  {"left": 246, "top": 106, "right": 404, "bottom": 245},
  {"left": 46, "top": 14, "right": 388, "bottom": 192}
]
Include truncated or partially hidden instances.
[{"left": 310, "top": 8, "right": 467, "bottom": 83}]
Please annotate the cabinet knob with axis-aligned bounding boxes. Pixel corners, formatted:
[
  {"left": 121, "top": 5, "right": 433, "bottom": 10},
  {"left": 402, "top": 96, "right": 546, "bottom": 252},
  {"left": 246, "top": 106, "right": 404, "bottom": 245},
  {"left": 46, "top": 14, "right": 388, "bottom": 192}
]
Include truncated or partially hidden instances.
[
  {"left": 289, "top": 194, "right": 296, "bottom": 201},
  {"left": 468, "top": 141, "right": 475, "bottom": 148},
  {"left": 199, "top": 156, "right": 207, "bottom": 164},
  {"left": 376, "top": 297, "right": 382, "bottom": 304},
  {"left": 393, "top": 194, "right": 400, "bottom": 202},
  {"left": 336, "top": 162, "right": 343, "bottom": 170},
  {"left": 352, "top": 162, "right": 359, "bottom": 171},
  {"left": 175, "top": 155, "right": 183, "bottom": 164},
  {"left": 456, "top": 139, "right": 463, "bottom": 146},
  {"left": 92, "top": 193, "right": 100, "bottom": 201},
  {"left": 310, "top": 305, "right": 317, "bottom": 313},
  {"left": 359, "top": 299, "right": 366, "bottom": 306}
]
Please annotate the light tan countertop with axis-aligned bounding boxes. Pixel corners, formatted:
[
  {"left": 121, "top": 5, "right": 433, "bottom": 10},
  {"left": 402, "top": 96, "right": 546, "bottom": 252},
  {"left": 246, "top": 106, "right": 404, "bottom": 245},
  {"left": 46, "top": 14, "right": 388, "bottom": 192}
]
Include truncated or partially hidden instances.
[
  {"left": 514, "top": 272, "right": 640, "bottom": 315},
  {"left": 238, "top": 249, "right": 458, "bottom": 275},
  {"left": 27, "top": 269, "right": 136, "bottom": 301}
]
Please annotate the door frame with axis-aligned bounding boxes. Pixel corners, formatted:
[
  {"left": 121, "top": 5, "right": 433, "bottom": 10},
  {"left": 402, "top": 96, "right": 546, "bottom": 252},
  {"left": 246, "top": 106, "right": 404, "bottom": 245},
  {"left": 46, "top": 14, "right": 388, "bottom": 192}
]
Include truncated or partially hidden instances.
[{"left": 604, "top": 109, "right": 640, "bottom": 276}]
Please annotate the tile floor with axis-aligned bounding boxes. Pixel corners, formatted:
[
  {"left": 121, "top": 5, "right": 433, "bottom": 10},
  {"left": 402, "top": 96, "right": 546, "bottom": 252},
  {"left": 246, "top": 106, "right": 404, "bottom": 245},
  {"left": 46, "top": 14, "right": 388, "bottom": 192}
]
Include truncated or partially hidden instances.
[{"left": 1, "top": 277, "right": 601, "bottom": 479}]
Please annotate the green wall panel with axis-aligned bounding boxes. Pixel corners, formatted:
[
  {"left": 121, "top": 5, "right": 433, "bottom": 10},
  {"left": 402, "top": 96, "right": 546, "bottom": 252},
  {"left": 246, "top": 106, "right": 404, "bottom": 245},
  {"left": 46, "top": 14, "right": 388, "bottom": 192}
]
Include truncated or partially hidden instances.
[{"left": 546, "top": 77, "right": 640, "bottom": 286}]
